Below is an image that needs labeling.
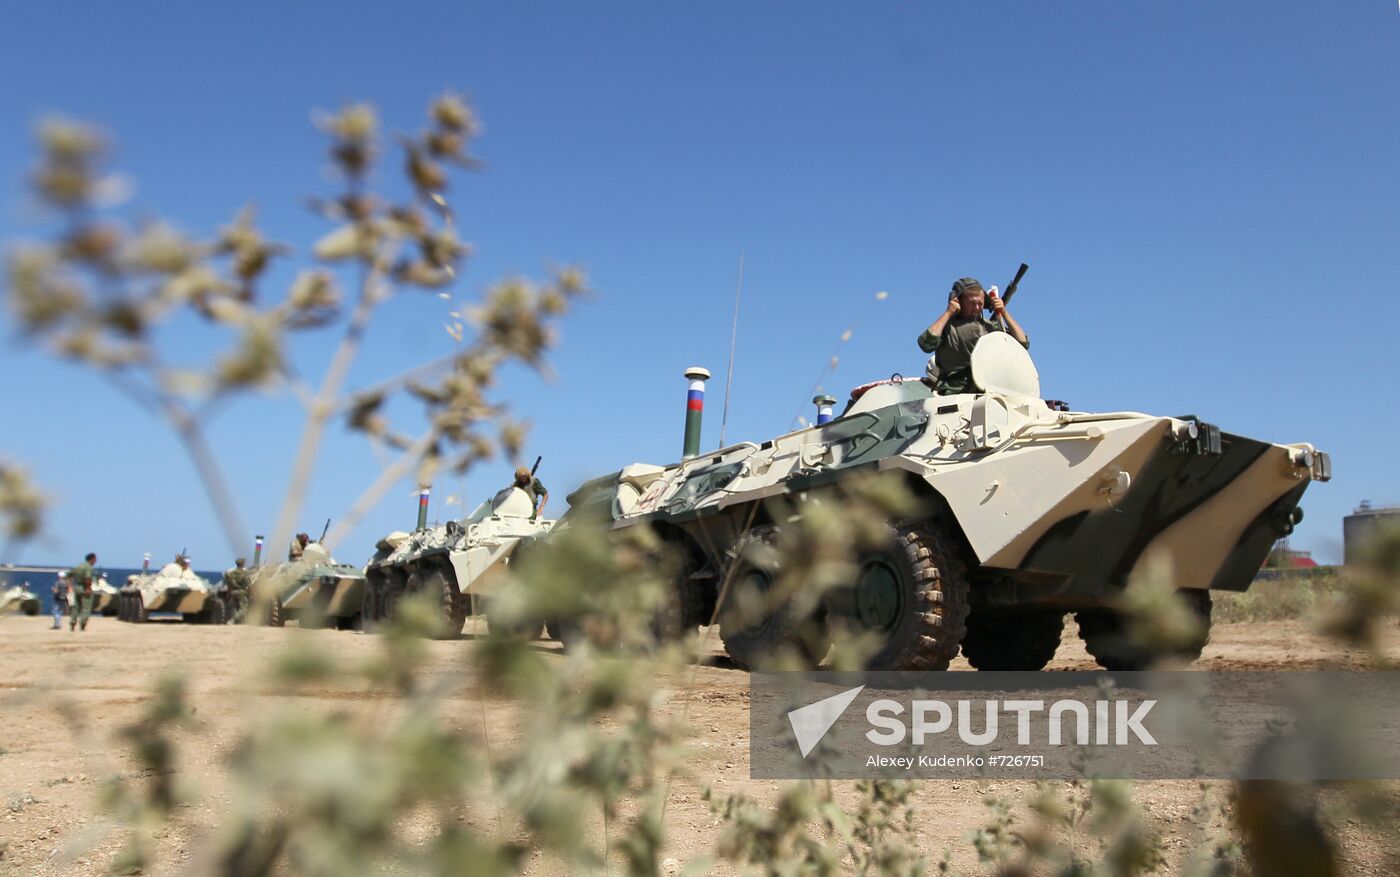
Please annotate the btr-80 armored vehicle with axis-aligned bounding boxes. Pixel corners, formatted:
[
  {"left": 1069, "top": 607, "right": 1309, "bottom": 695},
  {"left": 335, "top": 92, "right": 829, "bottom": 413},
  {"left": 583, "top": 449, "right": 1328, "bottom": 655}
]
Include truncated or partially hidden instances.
[
  {"left": 118, "top": 558, "right": 228, "bottom": 624},
  {"left": 1, "top": 583, "right": 40, "bottom": 616},
  {"left": 92, "top": 573, "right": 120, "bottom": 616},
  {"left": 364, "top": 486, "right": 556, "bottom": 638},
  {"left": 251, "top": 541, "right": 366, "bottom": 629},
  {"left": 561, "top": 335, "right": 1331, "bottom": 671}
]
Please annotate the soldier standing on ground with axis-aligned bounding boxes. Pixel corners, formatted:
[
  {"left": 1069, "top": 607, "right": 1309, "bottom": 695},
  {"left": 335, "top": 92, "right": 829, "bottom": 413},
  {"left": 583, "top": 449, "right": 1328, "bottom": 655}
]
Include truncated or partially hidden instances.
[
  {"left": 50, "top": 571, "right": 69, "bottom": 630},
  {"left": 918, "top": 276, "right": 1030, "bottom": 396},
  {"left": 224, "top": 557, "right": 252, "bottom": 623},
  {"left": 69, "top": 552, "right": 96, "bottom": 632},
  {"left": 288, "top": 533, "right": 309, "bottom": 561},
  {"left": 514, "top": 467, "right": 548, "bottom": 519}
]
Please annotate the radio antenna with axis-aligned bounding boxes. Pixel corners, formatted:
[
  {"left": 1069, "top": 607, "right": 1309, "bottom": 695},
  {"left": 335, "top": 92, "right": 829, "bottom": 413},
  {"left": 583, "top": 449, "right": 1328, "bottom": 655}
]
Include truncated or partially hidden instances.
[{"left": 718, "top": 252, "right": 744, "bottom": 449}]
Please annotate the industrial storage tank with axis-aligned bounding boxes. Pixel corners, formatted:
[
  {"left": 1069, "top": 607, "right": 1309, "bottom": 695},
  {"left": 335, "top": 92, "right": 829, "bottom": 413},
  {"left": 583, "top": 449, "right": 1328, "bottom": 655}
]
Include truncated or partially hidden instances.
[{"left": 1344, "top": 500, "right": 1400, "bottom": 565}]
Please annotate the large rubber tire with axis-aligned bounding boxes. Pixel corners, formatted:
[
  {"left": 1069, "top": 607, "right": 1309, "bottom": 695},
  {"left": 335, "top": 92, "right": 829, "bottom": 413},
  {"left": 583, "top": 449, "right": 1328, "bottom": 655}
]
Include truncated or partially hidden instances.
[
  {"left": 411, "top": 565, "right": 466, "bottom": 639},
  {"left": 266, "top": 596, "right": 285, "bottom": 628},
  {"left": 206, "top": 598, "right": 227, "bottom": 626},
  {"left": 133, "top": 596, "right": 149, "bottom": 624},
  {"left": 1076, "top": 589, "right": 1212, "bottom": 671},
  {"left": 23, "top": 603, "right": 38, "bottom": 616},
  {"left": 361, "top": 581, "right": 381, "bottom": 627},
  {"left": 835, "top": 521, "right": 970, "bottom": 671},
  {"left": 960, "top": 609, "right": 1065, "bottom": 671},
  {"left": 486, "top": 599, "right": 545, "bottom": 641},
  {"left": 117, "top": 594, "right": 128, "bottom": 622},
  {"left": 651, "top": 537, "right": 708, "bottom": 644},
  {"left": 718, "top": 526, "right": 831, "bottom": 671}
]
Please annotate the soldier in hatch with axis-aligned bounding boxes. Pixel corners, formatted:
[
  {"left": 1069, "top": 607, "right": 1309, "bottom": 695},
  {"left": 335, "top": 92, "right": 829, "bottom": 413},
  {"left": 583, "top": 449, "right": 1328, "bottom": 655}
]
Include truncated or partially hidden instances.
[
  {"left": 288, "top": 533, "right": 310, "bottom": 561},
  {"left": 513, "top": 467, "right": 548, "bottom": 520},
  {"left": 918, "top": 276, "right": 1029, "bottom": 395}
]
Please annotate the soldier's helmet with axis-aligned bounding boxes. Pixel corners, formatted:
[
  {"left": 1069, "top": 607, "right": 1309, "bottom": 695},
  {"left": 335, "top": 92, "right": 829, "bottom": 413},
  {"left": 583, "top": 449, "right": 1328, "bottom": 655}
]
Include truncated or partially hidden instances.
[{"left": 951, "top": 277, "right": 984, "bottom": 299}]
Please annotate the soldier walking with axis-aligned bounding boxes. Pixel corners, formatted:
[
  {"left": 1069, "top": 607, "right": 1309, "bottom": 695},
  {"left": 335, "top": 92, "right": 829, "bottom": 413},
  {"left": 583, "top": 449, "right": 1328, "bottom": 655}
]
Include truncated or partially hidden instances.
[
  {"left": 223, "top": 557, "right": 252, "bottom": 623},
  {"left": 68, "top": 552, "right": 97, "bottom": 632},
  {"left": 50, "top": 572, "right": 69, "bottom": 630}
]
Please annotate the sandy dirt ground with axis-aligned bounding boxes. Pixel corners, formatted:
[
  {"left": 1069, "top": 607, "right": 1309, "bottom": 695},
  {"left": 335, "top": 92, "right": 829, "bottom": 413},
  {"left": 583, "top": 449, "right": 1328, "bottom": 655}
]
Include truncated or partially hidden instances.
[{"left": 2, "top": 615, "right": 1398, "bottom": 876}]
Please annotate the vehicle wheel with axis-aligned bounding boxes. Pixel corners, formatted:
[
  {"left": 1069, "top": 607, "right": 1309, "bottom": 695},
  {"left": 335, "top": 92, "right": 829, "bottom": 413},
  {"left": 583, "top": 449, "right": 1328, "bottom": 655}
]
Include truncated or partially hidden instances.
[
  {"left": 960, "top": 609, "right": 1065, "bottom": 671},
  {"left": 1076, "top": 589, "right": 1212, "bottom": 671},
  {"left": 420, "top": 565, "right": 467, "bottom": 639},
  {"left": 23, "top": 603, "right": 38, "bottom": 616},
  {"left": 133, "top": 597, "right": 149, "bottom": 624},
  {"left": 486, "top": 599, "right": 545, "bottom": 641},
  {"left": 544, "top": 616, "right": 562, "bottom": 642},
  {"left": 650, "top": 538, "right": 708, "bottom": 644},
  {"left": 266, "top": 596, "right": 285, "bottom": 628},
  {"left": 207, "top": 598, "right": 227, "bottom": 626},
  {"left": 831, "top": 521, "right": 970, "bottom": 671},
  {"left": 546, "top": 615, "right": 586, "bottom": 651},
  {"left": 718, "top": 526, "right": 830, "bottom": 671},
  {"left": 362, "top": 585, "right": 382, "bottom": 629}
]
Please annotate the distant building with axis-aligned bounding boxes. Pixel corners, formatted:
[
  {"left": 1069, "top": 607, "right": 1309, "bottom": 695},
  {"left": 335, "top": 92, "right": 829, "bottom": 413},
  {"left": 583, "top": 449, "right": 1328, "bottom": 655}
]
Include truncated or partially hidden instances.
[
  {"left": 1265, "top": 539, "right": 1318, "bottom": 569},
  {"left": 1343, "top": 500, "right": 1400, "bottom": 566}
]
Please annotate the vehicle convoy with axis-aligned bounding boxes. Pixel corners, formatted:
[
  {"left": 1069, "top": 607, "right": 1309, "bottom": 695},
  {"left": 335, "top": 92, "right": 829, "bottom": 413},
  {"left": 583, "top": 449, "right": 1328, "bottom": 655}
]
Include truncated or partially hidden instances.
[
  {"left": 118, "top": 558, "right": 229, "bottom": 624},
  {"left": 251, "top": 541, "right": 366, "bottom": 630},
  {"left": 558, "top": 334, "right": 1332, "bottom": 671},
  {"left": 364, "top": 486, "right": 557, "bottom": 638},
  {"left": 1, "top": 583, "right": 40, "bottom": 615}
]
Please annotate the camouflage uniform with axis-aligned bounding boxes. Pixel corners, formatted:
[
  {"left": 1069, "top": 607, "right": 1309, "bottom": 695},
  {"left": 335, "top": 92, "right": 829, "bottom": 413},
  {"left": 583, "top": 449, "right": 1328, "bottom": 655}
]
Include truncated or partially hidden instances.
[
  {"left": 918, "top": 317, "right": 1029, "bottom": 396},
  {"left": 511, "top": 466, "right": 549, "bottom": 519},
  {"left": 68, "top": 560, "right": 94, "bottom": 632},
  {"left": 223, "top": 560, "right": 252, "bottom": 623}
]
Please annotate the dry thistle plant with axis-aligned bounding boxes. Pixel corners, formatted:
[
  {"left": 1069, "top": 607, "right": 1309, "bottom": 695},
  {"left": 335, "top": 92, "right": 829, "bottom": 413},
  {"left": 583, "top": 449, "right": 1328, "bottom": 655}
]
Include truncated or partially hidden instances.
[{"left": 5, "top": 96, "right": 584, "bottom": 563}]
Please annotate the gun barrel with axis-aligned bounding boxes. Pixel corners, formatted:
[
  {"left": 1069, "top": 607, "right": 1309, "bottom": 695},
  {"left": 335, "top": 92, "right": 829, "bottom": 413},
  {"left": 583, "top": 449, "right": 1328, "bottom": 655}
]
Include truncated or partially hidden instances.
[{"left": 1002, "top": 263, "right": 1029, "bottom": 306}]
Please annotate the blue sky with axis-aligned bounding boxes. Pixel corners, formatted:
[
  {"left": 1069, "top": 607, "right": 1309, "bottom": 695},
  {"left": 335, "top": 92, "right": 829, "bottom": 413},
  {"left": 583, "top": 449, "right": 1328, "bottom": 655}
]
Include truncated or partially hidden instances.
[{"left": 1, "top": 2, "right": 1396, "bottom": 567}]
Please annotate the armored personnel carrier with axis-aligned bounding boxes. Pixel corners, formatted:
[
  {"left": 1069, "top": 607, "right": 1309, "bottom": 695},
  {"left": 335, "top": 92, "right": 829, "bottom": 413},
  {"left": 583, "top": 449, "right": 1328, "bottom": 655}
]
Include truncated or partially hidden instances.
[
  {"left": 1, "top": 583, "right": 40, "bottom": 615},
  {"left": 118, "top": 558, "right": 228, "bottom": 624},
  {"left": 364, "top": 486, "right": 556, "bottom": 638},
  {"left": 559, "top": 335, "right": 1332, "bottom": 671},
  {"left": 251, "top": 541, "right": 366, "bottom": 629},
  {"left": 92, "top": 573, "right": 120, "bottom": 616}
]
